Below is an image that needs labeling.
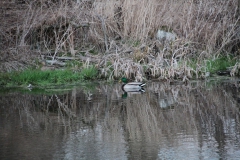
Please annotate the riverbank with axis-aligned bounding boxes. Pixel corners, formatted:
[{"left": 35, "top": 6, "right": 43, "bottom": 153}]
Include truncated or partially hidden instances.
[
  {"left": 0, "top": 54, "right": 238, "bottom": 88},
  {"left": 0, "top": 0, "right": 239, "bottom": 86}
]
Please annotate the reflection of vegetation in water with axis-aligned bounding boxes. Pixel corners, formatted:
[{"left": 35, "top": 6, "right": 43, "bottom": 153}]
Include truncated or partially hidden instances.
[
  {"left": 81, "top": 82, "right": 99, "bottom": 92},
  {"left": 0, "top": 87, "right": 71, "bottom": 95},
  {"left": 0, "top": 83, "right": 100, "bottom": 98},
  {"left": 1, "top": 80, "right": 240, "bottom": 159}
]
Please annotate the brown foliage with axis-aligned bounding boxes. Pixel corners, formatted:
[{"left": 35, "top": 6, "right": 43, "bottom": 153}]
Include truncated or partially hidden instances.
[{"left": 0, "top": 0, "right": 239, "bottom": 75}]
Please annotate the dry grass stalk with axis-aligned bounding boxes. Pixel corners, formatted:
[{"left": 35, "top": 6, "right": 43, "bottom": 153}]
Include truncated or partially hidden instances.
[
  {"left": 230, "top": 62, "right": 240, "bottom": 76},
  {"left": 3, "top": 0, "right": 237, "bottom": 53},
  {"left": 0, "top": 0, "right": 239, "bottom": 79}
]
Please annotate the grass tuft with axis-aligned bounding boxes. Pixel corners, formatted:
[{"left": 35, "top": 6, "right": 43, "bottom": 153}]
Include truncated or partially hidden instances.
[{"left": 205, "top": 56, "right": 237, "bottom": 74}]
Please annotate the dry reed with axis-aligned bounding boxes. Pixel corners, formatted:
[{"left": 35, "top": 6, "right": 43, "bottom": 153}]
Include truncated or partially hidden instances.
[{"left": 0, "top": 0, "right": 239, "bottom": 78}]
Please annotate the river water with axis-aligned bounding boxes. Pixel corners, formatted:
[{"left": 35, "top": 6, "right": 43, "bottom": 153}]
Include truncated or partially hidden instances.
[{"left": 0, "top": 77, "right": 240, "bottom": 160}]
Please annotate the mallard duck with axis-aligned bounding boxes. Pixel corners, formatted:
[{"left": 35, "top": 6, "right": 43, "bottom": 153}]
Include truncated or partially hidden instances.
[{"left": 119, "top": 77, "right": 146, "bottom": 92}]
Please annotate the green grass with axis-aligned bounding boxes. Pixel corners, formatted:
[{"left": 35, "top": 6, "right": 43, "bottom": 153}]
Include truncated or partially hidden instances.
[
  {"left": 187, "top": 55, "right": 237, "bottom": 75},
  {"left": 205, "top": 55, "right": 237, "bottom": 73},
  {"left": 80, "top": 66, "right": 98, "bottom": 80},
  {"left": 0, "top": 66, "right": 99, "bottom": 87}
]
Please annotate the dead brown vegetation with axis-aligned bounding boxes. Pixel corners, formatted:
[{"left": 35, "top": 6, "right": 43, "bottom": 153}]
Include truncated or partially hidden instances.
[{"left": 0, "top": 0, "right": 239, "bottom": 79}]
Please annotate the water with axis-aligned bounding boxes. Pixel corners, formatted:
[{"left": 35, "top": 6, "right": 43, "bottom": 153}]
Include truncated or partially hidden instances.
[{"left": 0, "top": 78, "right": 240, "bottom": 160}]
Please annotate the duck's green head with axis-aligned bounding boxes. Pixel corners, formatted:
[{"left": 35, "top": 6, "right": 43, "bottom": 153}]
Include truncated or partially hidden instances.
[{"left": 120, "top": 77, "right": 128, "bottom": 83}]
